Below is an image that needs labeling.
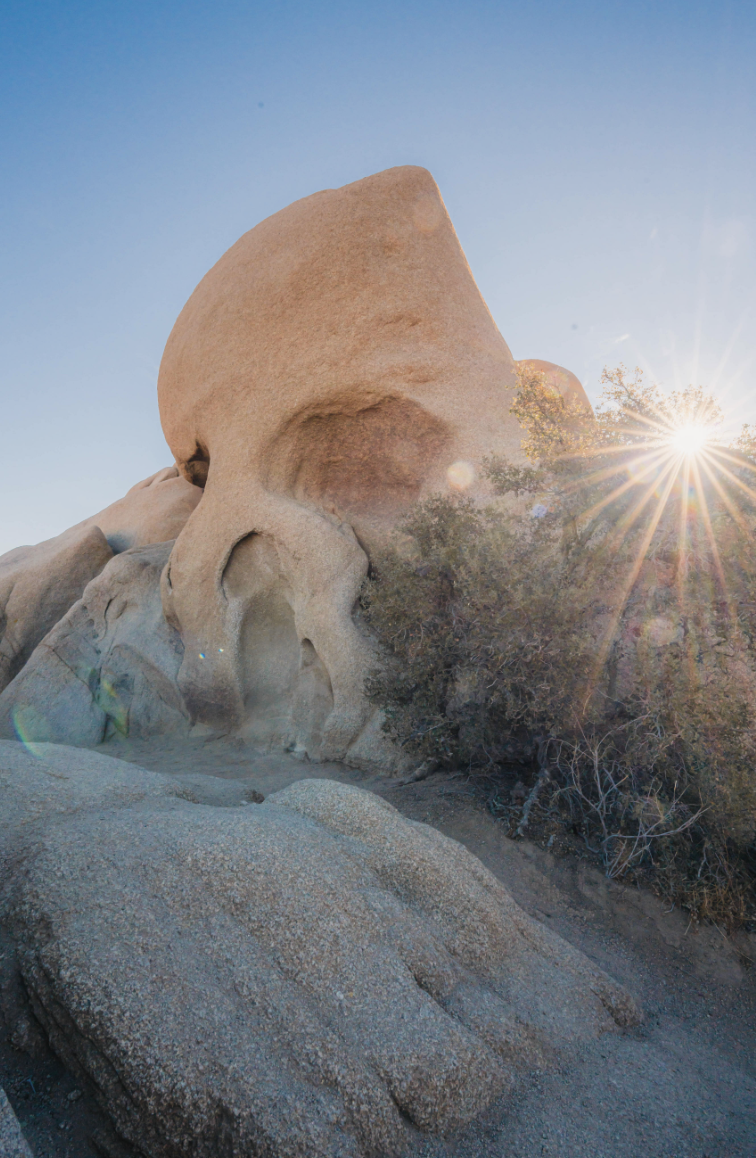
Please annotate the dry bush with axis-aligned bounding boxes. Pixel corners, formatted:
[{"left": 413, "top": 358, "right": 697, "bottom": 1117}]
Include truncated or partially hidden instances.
[{"left": 362, "top": 367, "right": 756, "bottom": 926}]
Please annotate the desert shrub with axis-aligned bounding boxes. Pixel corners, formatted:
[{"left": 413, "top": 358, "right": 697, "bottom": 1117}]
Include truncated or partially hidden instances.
[{"left": 362, "top": 366, "right": 756, "bottom": 926}]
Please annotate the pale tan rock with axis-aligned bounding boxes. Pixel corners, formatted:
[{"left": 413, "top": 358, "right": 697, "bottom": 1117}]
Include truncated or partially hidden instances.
[
  {"left": 80, "top": 464, "right": 202, "bottom": 553},
  {"left": 3, "top": 171, "right": 589, "bottom": 765},
  {"left": 157, "top": 165, "right": 526, "bottom": 765},
  {"left": 515, "top": 358, "right": 591, "bottom": 410}
]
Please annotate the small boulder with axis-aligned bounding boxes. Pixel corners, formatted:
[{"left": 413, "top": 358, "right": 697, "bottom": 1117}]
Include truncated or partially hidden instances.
[
  {"left": 0, "top": 523, "right": 113, "bottom": 693},
  {"left": 0, "top": 465, "right": 201, "bottom": 699},
  {"left": 515, "top": 359, "right": 592, "bottom": 410},
  {"left": 81, "top": 465, "right": 202, "bottom": 554}
]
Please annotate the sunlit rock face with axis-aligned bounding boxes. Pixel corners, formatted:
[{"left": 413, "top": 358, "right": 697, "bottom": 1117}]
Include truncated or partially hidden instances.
[
  {"left": 0, "top": 167, "right": 586, "bottom": 763},
  {"left": 157, "top": 165, "right": 578, "bottom": 767},
  {"left": 82, "top": 465, "right": 203, "bottom": 554}
]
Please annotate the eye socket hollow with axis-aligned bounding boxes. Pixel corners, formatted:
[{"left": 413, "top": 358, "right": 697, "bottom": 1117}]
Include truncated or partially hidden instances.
[{"left": 182, "top": 443, "right": 210, "bottom": 488}]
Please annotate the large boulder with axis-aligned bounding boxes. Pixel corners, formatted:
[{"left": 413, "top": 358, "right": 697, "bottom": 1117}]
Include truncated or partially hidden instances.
[
  {"left": 156, "top": 165, "right": 531, "bottom": 763},
  {"left": 0, "top": 542, "right": 189, "bottom": 746},
  {"left": 1, "top": 743, "right": 640, "bottom": 1158}
]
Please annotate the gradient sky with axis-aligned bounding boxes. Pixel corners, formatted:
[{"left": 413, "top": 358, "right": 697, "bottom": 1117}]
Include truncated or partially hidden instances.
[{"left": 2, "top": 0, "right": 754, "bottom": 555}]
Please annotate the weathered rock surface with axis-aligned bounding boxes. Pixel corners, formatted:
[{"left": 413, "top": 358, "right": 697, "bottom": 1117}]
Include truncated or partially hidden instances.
[
  {"left": 0, "top": 524, "right": 113, "bottom": 694},
  {"left": 1, "top": 743, "right": 640, "bottom": 1158},
  {"left": 157, "top": 165, "right": 530, "bottom": 764},
  {"left": 0, "top": 466, "right": 201, "bottom": 702},
  {"left": 0, "top": 542, "right": 189, "bottom": 746},
  {"left": 1, "top": 170, "right": 589, "bottom": 768},
  {"left": 80, "top": 465, "right": 203, "bottom": 554}
]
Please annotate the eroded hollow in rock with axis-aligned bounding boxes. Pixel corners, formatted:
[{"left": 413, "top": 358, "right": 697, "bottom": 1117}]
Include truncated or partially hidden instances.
[
  {"left": 267, "top": 395, "right": 452, "bottom": 520},
  {"left": 222, "top": 533, "right": 334, "bottom": 751},
  {"left": 181, "top": 442, "right": 210, "bottom": 488}
]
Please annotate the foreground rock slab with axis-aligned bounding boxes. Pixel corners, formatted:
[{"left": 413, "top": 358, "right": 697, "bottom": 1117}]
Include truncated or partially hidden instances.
[{"left": 2, "top": 743, "right": 640, "bottom": 1157}]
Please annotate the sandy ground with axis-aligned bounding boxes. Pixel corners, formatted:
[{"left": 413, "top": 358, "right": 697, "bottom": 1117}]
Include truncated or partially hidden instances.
[{"left": 2, "top": 733, "right": 756, "bottom": 1158}]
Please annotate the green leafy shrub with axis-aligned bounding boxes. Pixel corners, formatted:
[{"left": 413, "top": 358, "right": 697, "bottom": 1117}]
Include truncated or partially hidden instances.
[{"left": 362, "top": 366, "right": 756, "bottom": 926}]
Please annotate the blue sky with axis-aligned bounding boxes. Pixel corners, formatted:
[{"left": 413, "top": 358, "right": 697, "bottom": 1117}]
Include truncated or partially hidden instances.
[{"left": 2, "top": 0, "right": 754, "bottom": 554}]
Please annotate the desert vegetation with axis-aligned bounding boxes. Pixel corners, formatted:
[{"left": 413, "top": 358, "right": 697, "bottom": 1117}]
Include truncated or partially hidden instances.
[{"left": 362, "top": 366, "right": 756, "bottom": 926}]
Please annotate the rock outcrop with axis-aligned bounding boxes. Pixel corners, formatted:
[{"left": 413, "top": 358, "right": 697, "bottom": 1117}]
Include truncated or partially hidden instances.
[
  {"left": 0, "top": 542, "right": 189, "bottom": 746},
  {"left": 516, "top": 358, "right": 591, "bottom": 409},
  {"left": 0, "top": 466, "right": 201, "bottom": 701},
  {"left": 1, "top": 167, "right": 587, "bottom": 766},
  {"left": 2, "top": 742, "right": 640, "bottom": 1158},
  {"left": 80, "top": 464, "right": 202, "bottom": 554},
  {"left": 157, "top": 165, "right": 528, "bottom": 764},
  {"left": 0, "top": 524, "right": 113, "bottom": 694}
]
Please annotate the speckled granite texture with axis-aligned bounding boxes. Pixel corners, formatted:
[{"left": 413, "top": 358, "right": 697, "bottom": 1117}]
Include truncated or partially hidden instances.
[{"left": 2, "top": 742, "right": 639, "bottom": 1157}]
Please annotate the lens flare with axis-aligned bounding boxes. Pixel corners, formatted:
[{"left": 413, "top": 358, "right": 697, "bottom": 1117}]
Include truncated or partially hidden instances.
[
  {"left": 540, "top": 374, "right": 753, "bottom": 709},
  {"left": 12, "top": 706, "right": 48, "bottom": 758},
  {"left": 447, "top": 460, "right": 476, "bottom": 491}
]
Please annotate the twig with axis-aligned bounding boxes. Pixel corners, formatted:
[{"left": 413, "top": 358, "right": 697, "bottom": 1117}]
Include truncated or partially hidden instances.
[{"left": 517, "top": 766, "right": 551, "bottom": 836}]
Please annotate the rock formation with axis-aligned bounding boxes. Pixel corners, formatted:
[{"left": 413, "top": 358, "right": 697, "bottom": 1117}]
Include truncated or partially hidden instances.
[
  {"left": 2, "top": 742, "right": 639, "bottom": 1158},
  {"left": 516, "top": 358, "right": 590, "bottom": 409},
  {"left": 80, "top": 463, "right": 203, "bottom": 553},
  {"left": 0, "top": 166, "right": 586, "bottom": 767},
  {"left": 0, "top": 466, "right": 200, "bottom": 697},
  {"left": 0, "top": 524, "right": 113, "bottom": 694},
  {"left": 0, "top": 166, "right": 647, "bottom": 1158},
  {"left": 0, "top": 542, "right": 188, "bottom": 746},
  {"left": 157, "top": 165, "right": 587, "bottom": 764}
]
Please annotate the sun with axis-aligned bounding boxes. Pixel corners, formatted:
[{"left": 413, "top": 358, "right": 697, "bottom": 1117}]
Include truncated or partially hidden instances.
[{"left": 668, "top": 422, "right": 712, "bottom": 457}]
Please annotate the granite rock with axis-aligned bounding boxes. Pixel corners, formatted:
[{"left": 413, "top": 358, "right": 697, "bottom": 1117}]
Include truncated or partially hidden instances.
[
  {"left": 0, "top": 543, "right": 188, "bottom": 746},
  {"left": 2, "top": 744, "right": 640, "bottom": 1158}
]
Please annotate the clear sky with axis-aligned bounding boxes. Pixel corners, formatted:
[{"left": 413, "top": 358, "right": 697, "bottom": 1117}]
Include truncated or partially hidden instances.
[{"left": 2, "top": 0, "right": 754, "bottom": 555}]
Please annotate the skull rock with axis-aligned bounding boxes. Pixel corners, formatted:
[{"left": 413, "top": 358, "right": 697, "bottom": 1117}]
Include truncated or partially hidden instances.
[{"left": 157, "top": 165, "right": 582, "bottom": 766}]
